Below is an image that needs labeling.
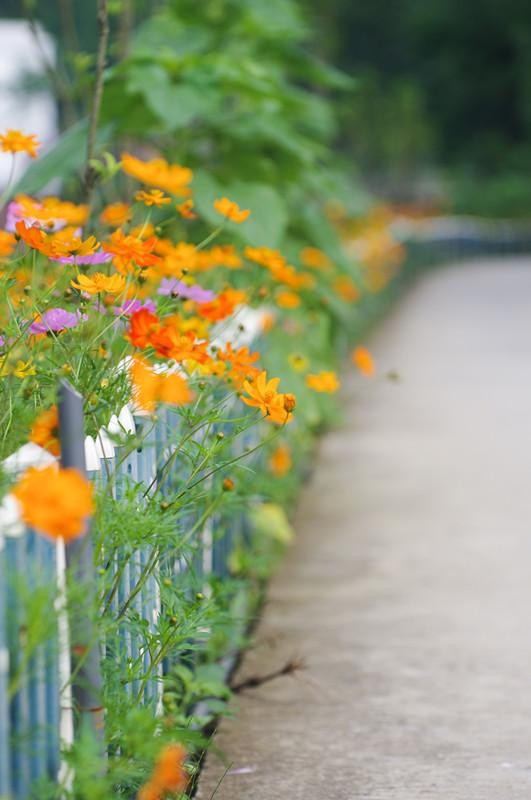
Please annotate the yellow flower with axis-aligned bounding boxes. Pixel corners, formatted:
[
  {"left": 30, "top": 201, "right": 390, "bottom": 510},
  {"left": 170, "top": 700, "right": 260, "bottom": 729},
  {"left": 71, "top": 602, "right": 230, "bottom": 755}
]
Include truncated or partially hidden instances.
[
  {"left": 71, "top": 272, "right": 125, "bottom": 295},
  {"left": 213, "top": 197, "right": 251, "bottom": 223},
  {"left": 241, "top": 370, "right": 293, "bottom": 425},
  {"left": 13, "top": 359, "right": 36, "bottom": 379},
  {"left": 305, "top": 371, "right": 340, "bottom": 393},
  {"left": 287, "top": 353, "right": 309, "bottom": 372},
  {"left": 0, "top": 129, "right": 40, "bottom": 158},
  {"left": 135, "top": 189, "right": 171, "bottom": 208}
]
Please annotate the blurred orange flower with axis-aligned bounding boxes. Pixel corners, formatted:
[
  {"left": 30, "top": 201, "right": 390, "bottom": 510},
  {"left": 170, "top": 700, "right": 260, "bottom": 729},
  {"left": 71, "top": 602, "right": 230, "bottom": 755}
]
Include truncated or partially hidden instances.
[
  {"left": 12, "top": 465, "right": 94, "bottom": 541},
  {"left": 15, "top": 195, "right": 88, "bottom": 227},
  {"left": 135, "top": 189, "right": 171, "bottom": 208},
  {"left": 138, "top": 743, "right": 188, "bottom": 800},
  {"left": 333, "top": 276, "right": 360, "bottom": 302},
  {"left": 276, "top": 290, "right": 300, "bottom": 309},
  {"left": 269, "top": 443, "right": 292, "bottom": 476},
  {"left": 30, "top": 405, "right": 60, "bottom": 456},
  {"left": 100, "top": 202, "right": 131, "bottom": 227},
  {"left": 300, "top": 246, "right": 332, "bottom": 270},
  {"left": 121, "top": 153, "right": 192, "bottom": 197},
  {"left": 214, "top": 197, "right": 250, "bottom": 223},
  {"left": 131, "top": 357, "right": 193, "bottom": 413},
  {"left": 305, "top": 371, "right": 340, "bottom": 393},
  {"left": 176, "top": 199, "right": 197, "bottom": 219},
  {"left": 0, "top": 230, "right": 16, "bottom": 257},
  {"left": 351, "top": 346, "right": 375, "bottom": 377},
  {"left": 197, "top": 288, "right": 246, "bottom": 322}
]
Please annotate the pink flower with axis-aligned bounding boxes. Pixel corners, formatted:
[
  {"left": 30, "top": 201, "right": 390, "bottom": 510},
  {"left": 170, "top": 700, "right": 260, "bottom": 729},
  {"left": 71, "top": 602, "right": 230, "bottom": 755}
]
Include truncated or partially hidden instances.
[
  {"left": 157, "top": 277, "right": 215, "bottom": 303},
  {"left": 51, "top": 250, "right": 112, "bottom": 266},
  {"left": 29, "top": 308, "right": 87, "bottom": 334},
  {"left": 113, "top": 298, "right": 156, "bottom": 316}
]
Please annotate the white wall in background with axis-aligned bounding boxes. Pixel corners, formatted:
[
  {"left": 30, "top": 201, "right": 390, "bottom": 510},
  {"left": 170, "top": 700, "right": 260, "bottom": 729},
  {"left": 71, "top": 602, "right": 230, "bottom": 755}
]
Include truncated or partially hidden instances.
[{"left": 0, "top": 20, "right": 58, "bottom": 188}]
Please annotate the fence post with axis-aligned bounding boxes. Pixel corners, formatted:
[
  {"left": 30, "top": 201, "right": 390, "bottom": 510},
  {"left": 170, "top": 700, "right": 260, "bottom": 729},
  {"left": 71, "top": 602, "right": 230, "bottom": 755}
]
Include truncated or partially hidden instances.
[{"left": 58, "top": 380, "right": 104, "bottom": 744}]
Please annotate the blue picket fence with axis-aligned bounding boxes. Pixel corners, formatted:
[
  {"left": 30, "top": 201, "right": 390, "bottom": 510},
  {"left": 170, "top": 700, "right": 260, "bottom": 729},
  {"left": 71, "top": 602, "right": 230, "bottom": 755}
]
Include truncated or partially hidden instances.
[
  {"left": 2, "top": 219, "right": 531, "bottom": 797},
  {"left": 0, "top": 312, "right": 264, "bottom": 798}
]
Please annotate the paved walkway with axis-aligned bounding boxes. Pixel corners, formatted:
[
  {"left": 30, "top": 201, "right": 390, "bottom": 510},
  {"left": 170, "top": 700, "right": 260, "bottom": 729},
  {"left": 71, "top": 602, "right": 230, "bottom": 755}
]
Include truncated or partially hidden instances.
[{"left": 197, "top": 259, "right": 531, "bottom": 800}]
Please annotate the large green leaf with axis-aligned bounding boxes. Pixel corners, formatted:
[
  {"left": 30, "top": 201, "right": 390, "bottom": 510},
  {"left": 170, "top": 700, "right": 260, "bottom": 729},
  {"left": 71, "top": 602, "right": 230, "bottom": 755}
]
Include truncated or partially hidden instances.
[{"left": 125, "top": 64, "right": 219, "bottom": 131}]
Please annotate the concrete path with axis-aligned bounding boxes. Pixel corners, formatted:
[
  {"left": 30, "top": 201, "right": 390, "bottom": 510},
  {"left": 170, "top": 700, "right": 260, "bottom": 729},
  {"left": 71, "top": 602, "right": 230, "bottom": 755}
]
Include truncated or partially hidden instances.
[{"left": 197, "top": 259, "right": 531, "bottom": 800}]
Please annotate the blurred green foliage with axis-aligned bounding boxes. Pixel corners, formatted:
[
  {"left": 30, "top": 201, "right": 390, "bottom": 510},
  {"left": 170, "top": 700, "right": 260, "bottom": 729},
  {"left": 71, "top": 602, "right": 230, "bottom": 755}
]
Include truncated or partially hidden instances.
[
  {"left": 17, "top": 0, "right": 371, "bottom": 264},
  {"left": 307, "top": 0, "right": 531, "bottom": 214}
]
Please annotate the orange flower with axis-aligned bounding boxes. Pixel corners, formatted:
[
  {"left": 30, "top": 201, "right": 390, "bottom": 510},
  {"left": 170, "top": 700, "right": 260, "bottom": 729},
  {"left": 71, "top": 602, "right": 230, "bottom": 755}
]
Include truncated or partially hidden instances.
[
  {"left": 244, "top": 246, "right": 286, "bottom": 271},
  {"left": 150, "top": 326, "right": 209, "bottom": 364},
  {"left": 103, "top": 230, "right": 162, "bottom": 273},
  {"left": 333, "top": 276, "right": 360, "bottom": 303},
  {"left": 138, "top": 743, "right": 188, "bottom": 800},
  {"left": 201, "top": 244, "right": 242, "bottom": 269},
  {"left": 0, "top": 129, "right": 40, "bottom": 158},
  {"left": 218, "top": 342, "right": 260, "bottom": 386},
  {"left": 271, "top": 263, "right": 314, "bottom": 290},
  {"left": 135, "top": 189, "right": 171, "bottom": 208},
  {"left": 100, "top": 202, "right": 131, "bottom": 227},
  {"left": 157, "top": 241, "right": 198, "bottom": 278},
  {"left": 197, "top": 288, "right": 246, "bottom": 322},
  {"left": 131, "top": 357, "right": 193, "bottom": 413},
  {"left": 47, "top": 231, "right": 99, "bottom": 259},
  {"left": 276, "top": 290, "right": 300, "bottom": 309},
  {"left": 12, "top": 465, "right": 94, "bottom": 541},
  {"left": 213, "top": 197, "right": 251, "bottom": 223},
  {"left": 305, "top": 371, "right": 340, "bottom": 393},
  {"left": 300, "top": 246, "right": 332, "bottom": 270},
  {"left": 269, "top": 443, "right": 292, "bottom": 476},
  {"left": 71, "top": 273, "right": 125, "bottom": 295},
  {"left": 14, "top": 195, "right": 88, "bottom": 228},
  {"left": 352, "top": 346, "right": 375, "bottom": 377},
  {"left": 283, "top": 393, "right": 296, "bottom": 413},
  {"left": 15, "top": 221, "right": 98, "bottom": 258},
  {"left": 15, "top": 220, "right": 49, "bottom": 253},
  {"left": 176, "top": 199, "right": 197, "bottom": 219},
  {"left": 30, "top": 405, "right": 60, "bottom": 456},
  {"left": 121, "top": 153, "right": 193, "bottom": 197},
  {"left": 0, "top": 230, "right": 16, "bottom": 257},
  {"left": 241, "top": 370, "right": 293, "bottom": 425},
  {"left": 128, "top": 309, "right": 161, "bottom": 348}
]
